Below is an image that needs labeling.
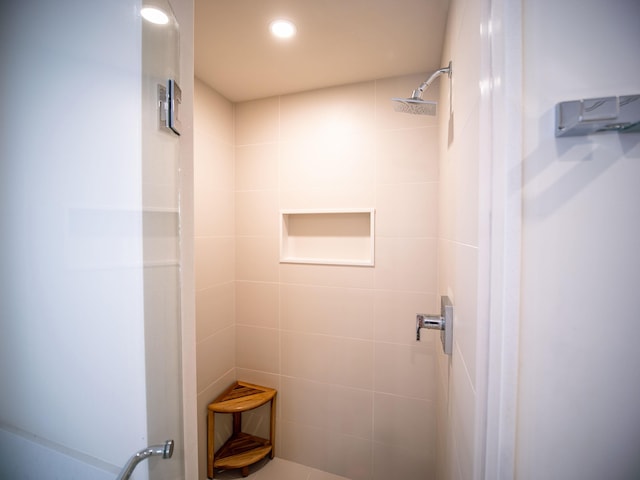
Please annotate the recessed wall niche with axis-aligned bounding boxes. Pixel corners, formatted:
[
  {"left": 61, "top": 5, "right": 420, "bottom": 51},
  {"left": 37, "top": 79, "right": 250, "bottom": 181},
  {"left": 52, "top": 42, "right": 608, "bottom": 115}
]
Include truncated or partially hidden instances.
[{"left": 279, "top": 209, "right": 375, "bottom": 267}]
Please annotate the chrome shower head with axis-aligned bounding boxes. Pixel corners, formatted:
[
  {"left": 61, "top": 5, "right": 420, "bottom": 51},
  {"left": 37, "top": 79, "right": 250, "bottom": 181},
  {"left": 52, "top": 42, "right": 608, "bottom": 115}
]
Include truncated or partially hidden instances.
[
  {"left": 392, "top": 61, "right": 452, "bottom": 116},
  {"left": 391, "top": 97, "right": 437, "bottom": 116}
]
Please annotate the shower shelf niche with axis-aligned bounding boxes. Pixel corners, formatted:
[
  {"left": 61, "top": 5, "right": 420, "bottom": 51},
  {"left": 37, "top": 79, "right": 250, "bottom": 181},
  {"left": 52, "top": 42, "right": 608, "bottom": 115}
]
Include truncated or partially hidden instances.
[{"left": 280, "top": 209, "right": 375, "bottom": 267}]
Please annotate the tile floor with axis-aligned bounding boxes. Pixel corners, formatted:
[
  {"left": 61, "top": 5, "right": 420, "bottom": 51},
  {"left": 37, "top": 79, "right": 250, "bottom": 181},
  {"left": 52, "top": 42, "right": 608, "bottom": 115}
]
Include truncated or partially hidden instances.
[{"left": 213, "top": 457, "right": 350, "bottom": 480}]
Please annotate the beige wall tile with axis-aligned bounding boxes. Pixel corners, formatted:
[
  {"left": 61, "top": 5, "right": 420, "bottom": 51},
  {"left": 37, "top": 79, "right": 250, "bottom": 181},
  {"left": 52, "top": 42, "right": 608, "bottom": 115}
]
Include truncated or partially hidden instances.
[
  {"left": 196, "top": 282, "right": 235, "bottom": 341},
  {"left": 193, "top": 132, "right": 215, "bottom": 189},
  {"left": 280, "top": 137, "right": 375, "bottom": 191},
  {"left": 439, "top": 241, "right": 478, "bottom": 387},
  {"left": 194, "top": 187, "right": 234, "bottom": 238},
  {"left": 236, "top": 281, "right": 279, "bottom": 329},
  {"left": 194, "top": 134, "right": 234, "bottom": 192},
  {"left": 194, "top": 130, "right": 235, "bottom": 238},
  {"left": 281, "top": 331, "right": 331, "bottom": 383},
  {"left": 449, "top": 345, "right": 476, "bottom": 480},
  {"left": 374, "top": 237, "right": 437, "bottom": 292},
  {"left": 376, "top": 127, "right": 439, "bottom": 184},
  {"left": 235, "top": 143, "right": 279, "bottom": 191},
  {"left": 325, "top": 434, "right": 373, "bottom": 480},
  {"left": 327, "top": 337, "right": 374, "bottom": 390},
  {"left": 372, "top": 441, "right": 434, "bottom": 480},
  {"left": 279, "top": 184, "right": 376, "bottom": 211},
  {"left": 281, "top": 284, "right": 374, "bottom": 340},
  {"left": 236, "top": 325, "right": 280, "bottom": 373},
  {"left": 279, "top": 377, "right": 328, "bottom": 428},
  {"left": 281, "top": 332, "right": 373, "bottom": 389},
  {"left": 438, "top": 108, "right": 479, "bottom": 248},
  {"left": 374, "top": 290, "right": 437, "bottom": 345},
  {"left": 235, "top": 236, "right": 280, "bottom": 282},
  {"left": 435, "top": 357, "right": 450, "bottom": 480},
  {"left": 194, "top": 77, "right": 234, "bottom": 143},
  {"left": 374, "top": 342, "right": 437, "bottom": 400},
  {"left": 235, "top": 97, "right": 280, "bottom": 145},
  {"left": 326, "top": 384, "right": 374, "bottom": 440},
  {"left": 195, "top": 325, "right": 235, "bottom": 392},
  {"left": 280, "top": 421, "right": 372, "bottom": 480},
  {"left": 280, "top": 82, "right": 375, "bottom": 142},
  {"left": 235, "top": 190, "right": 279, "bottom": 237},
  {"left": 279, "top": 420, "right": 328, "bottom": 471},
  {"left": 194, "top": 236, "right": 235, "bottom": 289},
  {"left": 376, "top": 182, "right": 438, "bottom": 238},
  {"left": 373, "top": 393, "right": 436, "bottom": 450},
  {"left": 280, "top": 263, "right": 375, "bottom": 289},
  {"left": 280, "top": 376, "right": 373, "bottom": 440}
]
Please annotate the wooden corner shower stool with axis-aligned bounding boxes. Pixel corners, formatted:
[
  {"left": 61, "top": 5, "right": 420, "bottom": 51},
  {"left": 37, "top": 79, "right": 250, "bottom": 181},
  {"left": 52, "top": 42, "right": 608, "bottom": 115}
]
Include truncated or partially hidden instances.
[{"left": 207, "top": 381, "right": 277, "bottom": 478}]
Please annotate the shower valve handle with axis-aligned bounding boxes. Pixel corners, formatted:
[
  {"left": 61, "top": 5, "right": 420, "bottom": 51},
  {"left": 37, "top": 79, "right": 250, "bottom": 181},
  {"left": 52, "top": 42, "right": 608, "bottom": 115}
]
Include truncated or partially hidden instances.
[
  {"left": 416, "top": 313, "right": 444, "bottom": 338},
  {"left": 416, "top": 296, "right": 453, "bottom": 355}
]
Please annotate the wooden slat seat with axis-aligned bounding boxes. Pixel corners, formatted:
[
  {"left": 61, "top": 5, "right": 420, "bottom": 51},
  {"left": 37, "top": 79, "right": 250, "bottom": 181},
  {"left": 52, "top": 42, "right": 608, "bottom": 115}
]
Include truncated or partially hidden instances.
[{"left": 207, "top": 381, "right": 277, "bottom": 478}]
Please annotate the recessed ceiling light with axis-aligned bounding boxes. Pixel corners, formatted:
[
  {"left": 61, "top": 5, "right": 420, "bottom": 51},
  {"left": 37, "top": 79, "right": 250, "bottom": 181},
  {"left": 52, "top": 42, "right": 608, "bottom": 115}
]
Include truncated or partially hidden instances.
[
  {"left": 269, "top": 19, "right": 296, "bottom": 39},
  {"left": 141, "top": 7, "right": 169, "bottom": 25}
]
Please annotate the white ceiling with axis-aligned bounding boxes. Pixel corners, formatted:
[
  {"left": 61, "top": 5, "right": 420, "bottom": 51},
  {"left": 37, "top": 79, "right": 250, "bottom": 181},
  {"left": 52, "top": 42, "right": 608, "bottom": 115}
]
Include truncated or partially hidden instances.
[{"left": 194, "top": 0, "right": 451, "bottom": 103}]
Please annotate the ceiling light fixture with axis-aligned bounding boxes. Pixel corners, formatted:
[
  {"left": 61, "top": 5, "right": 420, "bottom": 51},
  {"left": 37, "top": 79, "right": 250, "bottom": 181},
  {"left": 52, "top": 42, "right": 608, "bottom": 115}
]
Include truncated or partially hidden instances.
[
  {"left": 141, "top": 6, "right": 169, "bottom": 25},
  {"left": 269, "top": 19, "right": 296, "bottom": 39}
]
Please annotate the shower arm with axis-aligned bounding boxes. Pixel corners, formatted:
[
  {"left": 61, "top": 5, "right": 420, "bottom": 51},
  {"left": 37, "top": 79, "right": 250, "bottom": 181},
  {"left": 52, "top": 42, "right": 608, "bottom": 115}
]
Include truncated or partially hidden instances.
[
  {"left": 411, "top": 62, "right": 452, "bottom": 99},
  {"left": 116, "top": 440, "right": 174, "bottom": 480}
]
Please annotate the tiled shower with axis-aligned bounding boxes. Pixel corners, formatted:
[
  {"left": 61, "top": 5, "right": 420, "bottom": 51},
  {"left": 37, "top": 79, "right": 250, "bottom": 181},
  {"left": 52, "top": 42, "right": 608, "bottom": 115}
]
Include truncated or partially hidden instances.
[
  {"left": 194, "top": 0, "right": 488, "bottom": 477},
  {"left": 194, "top": 73, "right": 443, "bottom": 480}
]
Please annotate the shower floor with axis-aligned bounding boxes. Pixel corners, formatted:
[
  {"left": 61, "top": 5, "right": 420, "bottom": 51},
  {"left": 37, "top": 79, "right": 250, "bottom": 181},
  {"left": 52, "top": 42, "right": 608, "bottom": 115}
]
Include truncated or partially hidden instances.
[{"left": 213, "top": 457, "right": 350, "bottom": 480}]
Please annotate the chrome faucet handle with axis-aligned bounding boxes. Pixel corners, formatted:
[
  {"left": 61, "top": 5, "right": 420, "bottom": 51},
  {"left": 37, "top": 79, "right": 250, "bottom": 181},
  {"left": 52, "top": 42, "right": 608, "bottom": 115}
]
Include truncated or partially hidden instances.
[
  {"left": 416, "top": 296, "right": 453, "bottom": 355},
  {"left": 416, "top": 313, "right": 444, "bottom": 341}
]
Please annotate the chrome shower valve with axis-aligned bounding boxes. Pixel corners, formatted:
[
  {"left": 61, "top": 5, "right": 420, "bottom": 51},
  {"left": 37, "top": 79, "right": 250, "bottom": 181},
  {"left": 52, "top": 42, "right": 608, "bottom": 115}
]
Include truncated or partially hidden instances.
[{"left": 416, "top": 296, "right": 453, "bottom": 355}]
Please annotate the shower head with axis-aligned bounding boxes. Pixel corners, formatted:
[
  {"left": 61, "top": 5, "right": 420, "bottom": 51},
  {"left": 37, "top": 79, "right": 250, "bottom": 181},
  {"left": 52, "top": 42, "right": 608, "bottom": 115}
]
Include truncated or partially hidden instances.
[
  {"left": 391, "top": 97, "right": 437, "bottom": 116},
  {"left": 392, "top": 61, "right": 452, "bottom": 116}
]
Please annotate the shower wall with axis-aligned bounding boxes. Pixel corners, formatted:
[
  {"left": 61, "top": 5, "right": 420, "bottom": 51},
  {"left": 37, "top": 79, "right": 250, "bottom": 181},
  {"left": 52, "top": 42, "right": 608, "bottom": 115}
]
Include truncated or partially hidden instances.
[
  {"left": 193, "top": 77, "right": 237, "bottom": 477},
  {"left": 435, "top": 0, "right": 492, "bottom": 478},
  {"left": 194, "top": 74, "right": 442, "bottom": 479}
]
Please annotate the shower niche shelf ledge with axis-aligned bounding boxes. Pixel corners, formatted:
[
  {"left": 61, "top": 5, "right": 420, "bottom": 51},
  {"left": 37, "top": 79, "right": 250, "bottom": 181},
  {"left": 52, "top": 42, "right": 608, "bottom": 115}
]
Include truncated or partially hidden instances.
[{"left": 280, "top": 209, "right": 375, "bottom": 267}]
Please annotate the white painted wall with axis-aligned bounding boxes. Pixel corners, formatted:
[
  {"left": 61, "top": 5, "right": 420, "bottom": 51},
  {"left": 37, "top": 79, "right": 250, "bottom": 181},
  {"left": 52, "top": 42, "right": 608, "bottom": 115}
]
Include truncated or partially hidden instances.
[{"left": 517, "top": 1, "right": 640, "bottom": 479}]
